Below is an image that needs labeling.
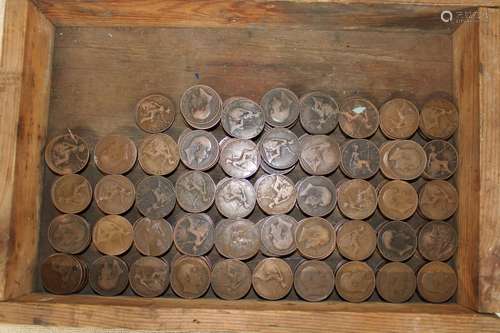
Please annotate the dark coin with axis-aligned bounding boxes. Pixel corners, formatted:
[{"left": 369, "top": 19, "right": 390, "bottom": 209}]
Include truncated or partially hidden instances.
[
  {"left": 215, "top": 219, "right": 260, "bottom": 260},
  {"left": 138, "top": 133, "right": 180, "bottom": 175},
  {"left": 135, "top": 94, "right": 176, "bottom": 133},
  {"left": 337, "top": 220, "right": 376, "bottom": 261},
  {"left": 377, "top": 221, "right": 417, "bottom": 262},
  {"left": 299, "top": 135, "right": 341, "bottom": 175},
  {"left": 423, "top": 140, "right": 458, "bottom": 180},
  {"left": 92, "top": 215, "right": 134, "bottom": 256},
  {"left": 41, "top": 253, "right": 87, "bottom": 294},
  {"left": 51, "top": 174, "right": 92, "bottom": 214},
  {"left": 337, "top": 179, "right": 377, "bottom": 220},
  {"left": 136, "top": 176, "right": 176, "bottom": 219},
  {"left": 377, "top": 180, "right": 418, "bottom": 221},
  {"left": 134, "top": 217, "right": 173, "bottom": 256},
  {"left": 417, "top": 261, "right": 457, "bottom": 303},
  {"left": 45, "top": 131, "right": 90, "bottom": 175},
  {"left": 255, "top": 174, "right": 296, "bottom": 215},
  {"left": 171, "top": 255, "right": 211, "bottom": 299},
  {"left": 296, "top": 176, "right": 336, "bottom": 217},
  {"left": 94, "top": 134, "right": 137, "bottom": 175},
  {"left": 380, "top": 140, "right": 427, "bottom": 180},
  {"left": 94, "top": 175, "right": 135, "bottom": 215},
  {"left": 340, "top": 139, "right": 380, "bottom": 179},
  {"left": 260, "top": 88, "right": 299, "bottom": 128},
  {"left": 178, "top": 130, "right": 219, "bottom": 171},
  {"left": 376, "top": 262, "right": 416, "bottom": 303},
  {"left": 219, "top": 138, "right": 260, "bottom": 178},
  {"left": 299, "top": 91, "right": 339, "bottom": 134},
  {"left": 379, "top": 98, "right": 419, "bottom": 139},
  {"left": 294, "top": 260, "right": 335, "bottom": 302},
  {"left": 129, "top": 256, "right": 170, "bottom": 297},
  {"left": 89, "top": 255, "right": 129, "bottom": 296},
  {"left": 221, "top": 97, "right": 265, "bottom": 139},
  {"left": 215, "top": 177, "right": 256, "bottom": 219},
  {"left": 173, "top": 213, "right": 214, "bottom": 256},
  {"left": 180, "top": 85, "right": 222, "bottom": 129},
  {"left": 260, "top": 128, "right": 299, "bottom": 169},
  {"left": 418, "top": 221, "right": 457, "bottom": 261},
  {"left": 211, "top": 259, "right": 252, "bottom": 300},
  {"left": 295, "top": 217, "right": 336, "bottom": 259},
  {"left": 48, "top": 214, "right": 91, "bottom": 254},
  {"left": 418, "top": 180, "right": 458, "bottom": 220},
  {"left": 339, "top": 97, "right": 379, "bottom": 139},
  {"left": 260, "top": 215, "right": 297, "bottom": 257},
  {"left": 419, "top": 98, "right": 458, "bottom": 140},
  {"left": 335, "top": 261, "right": 375, "bottom": 302},
  {"left": 175, "top": 171, "right": 215, "bottom": 213},
  {"left": 252, "top": 258, "right": 293, "bottom": 300}
]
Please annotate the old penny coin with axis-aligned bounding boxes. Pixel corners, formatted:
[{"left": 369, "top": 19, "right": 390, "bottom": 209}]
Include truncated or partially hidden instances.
[
  {"left": 138, "top": 133, "right": 180, "bottom": 175},
  {"left": 94, "top": 175, "right": 135, "bottom": 215},
  {"left": 215, "top": 177, "right": 256, "bottom": 219},
  {"left": 48, "top": 214, "right": 91, "bottom": 254},
  {"left": 135, "top": 94, "right": 176, "bottom": 133},
  {"left": 261, "top": 88, "right": 299, "bottom": 128},
  {"left": 178, "top": 130, "right": 219, "bottom": 171},
  {"left": 376, "top": 262, "right": 416, "bottom": 303},
  {"left": 260, "top": 215, "right": 297, "bottom": 256},
  {"left": 94, "top": 134, "right": 137, "bottom": 175},
  {"left": 423, "top": 140, "right": 458, "bottom": 180},
  {"left": 299, "top": 135, "right": 341, "bottom": 175},
  {"left": 295, "top": 217, "right": 336, "bottom": 259},
  {"left": 337, "top": 220, "right": 376, "bottom": 261},
  {"left": 136, "top": 176, "right": 176, "bottom": 219},
  {"left": 173, "top": 213, "right": 214, "bottom": 256},
  {"left": 418, "top": 221, "right": 457, "bottom": 261},
  {"left": 296, "top": 176, "right": 336, "bottom": 217},
  {"left": 380, "top": 140, "right": 426, "bottom": 180},
  {"left": 51, "top": 174, "right": 92, "bottom": 214},
  {"left": 211, "top": 259, "right": 252, "bottom": 300},
  {"left": 379, "top": 98, "right": 419, "bottom": 139},
  {"left": 339, "top": 97, "right": 379, "bottom": 139},
  {"left": 215, "top": 219, "right": 260, "bottom": 260},
  {"left": 171, "top": 255, "right": 211, "bottom": 299},
  {"left": 294, "top": 260, "right": 335, "bottom": 302},
  {"left": 255, "top": 174, "right": 296, "bottom": 215},
  {"left": 340, "top": 139, "right": 380, "bottom": 179},
  {"left": 134, "top": 217, "right": 173, "bottom": 256},
  {"left": 45, "top": 131, "right": 90, "bottom": 175},
  {"left": 221, "top": 97, "right": 265, "bottom": 139},
  {"left": 252, "top": 258, "right": 293, "bottom": 300},
  {"left": 129, "top": 256, "right": 170, "bottom": 297},
  {"left": 180, "top": 85, "right": 222, "bottom": 129},
  {"left": 377, "top": 180, "right": 418, "bottom": 221},
  {"left": 219, "top": 138, "right": 260, "bottom": 178},
  {"left": 417, "top": 261, "right": 457, "bottom": 303},
  {"left": 175, "top": 171, "right": 215, "bottom": 213},
  {"left": 337, "top": 179, "right": 377, "bottom": 220},
  {"left": 260, "top": 128, "right": 299, "bottom": 169},
  {"left": 299, "top": 91, "right": 339, "bottom": 134},
  {"left": 335, "top": 261, "right": 375, "bottom": 302},
  {"left": 377, "top": 221, "right": 417, "bottom": 262},
  {"left": 418, "top": 180, "right": 458, "bottom": 220},
  {"left": 41, "top": 253, "right": 87, "bottom": 294},
  {"left": 89, "top": 255, "right": 129, "bottom": 296},
  {"left": 93, "top": 215, "right": 133, "bottom": 256},
  {"left": 419, "top": 98, "right": 458, "bottom": 140}
]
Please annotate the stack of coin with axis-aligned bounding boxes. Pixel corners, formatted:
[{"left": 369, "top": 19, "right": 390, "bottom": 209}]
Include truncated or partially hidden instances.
[
  {"left": 294, "top": 260, "right": 335, "bottom": 302},
  {"left": 171, "top": 255, "right": 211, "bottom": 299},
  {"left": 377, "top": 221, "right": 417, "bottom": 262},
  {"left": 259, "top": 128, "right": 300, "bottom": 172},
  {"left": 94, "top": 134, "right": 137, "bottom": 175},
  {"left": 211, "top": 259, "right": 252, "bottom": 300},
  {"left": 175, "top": 170, "right": 216, "bottom": 213},
  {"left": 295, "top": 217, "right": 336, "bottom": 259},
  {"left": 255, "top": 174, "right": 296, "bottom": 215},
  {"left": 219, "top": 138, "right": 260, "bottom": 178},
  {"left": 180, "top": 85, "right": 222, "bottom": 129},
  {"left": 418, "top": 180, "right": 458, "bottom": 220},
  {"left": 252, "top": 258, "right": 293, "bottom": 300},
  {"left": 173, "top": 213, "right": 214, "bottom": 256},
  {"left": 417, "top": 261, "right": 457, "bottom": 303},
  {"left": 178, "top": 129, "right": 219, "bottom": 171},
  {"left": 261, "top": 88, "right": 299, "bottom": 128},
  {"left": 376, "top": 262, "right": 416, "bottom": 303},
  {"left": 215, "top": 219, "right": 260, "bottom": 260},
  {"left": 215, "top": 178, "right": 256, "bottom": 218},
  {"left": 299, "top": 91, "right": 339, "bottom": 134},
  {"left": 48, "top": 214, "right": 91, "bottom": 254},
  {"left": 129, "top": 256, "right": 170, "bottom": 297},
  {"left": 418, "top": 221, "right": 457, "bottom": 262},
  {"left": 296, "top": 176, "right": 337, "bottom": 217},
  {"left": 258, "top": 215, "right": 297, "bottom": 257},
  {"left": 335, "top": 260, "right": 375, "bottom": 302},
  {"left": 138, "top": 133, "right": 180, "bottom": 175},
  {"left": 89, "top": 255, "right": 129, "bottom": 296},
  {"left": 92, "top": 215, "right": 134, "bottom": 256},
  {"left": 51, "top": 174, "right": 92, "bottom": 214},
  {"left": 422, "top": 140, "right": 458, "bottom": 180},
  {"left": 379, "top": 98, "right": 419, "bottom": 139},
  {"left": 41, "top": 253, "right": 88, "bottom": 294},
  {"left": 419, "top": 98, "right": 458, "bottom": 140},
  {"left": 45, "top": 131, "right": 90, "bottom": 175},
  {"left": 339, "top": 97, "right": 379, "bottom": 139},
  {"left": 135, "top": 94, "right": 176, "bottom": 133},
  {"left": 221, "top": 97, "right": 265, "bottom": 139},
  {"left": 298, "top": 135, "right": 340, "bottom": 176},
  {"left": 379, "top": 140, "right": 427, "bottom": 180}
]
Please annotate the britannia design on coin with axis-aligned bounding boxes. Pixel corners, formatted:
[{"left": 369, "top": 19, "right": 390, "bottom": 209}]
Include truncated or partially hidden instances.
[
  {"left": 418, "top": 221, "right": 457, "bottom": 261},
  {"left": 340, "top": 139, "right": 380, "bottom": 179},
  {"left": 51, "top": 174, "right": 92, "bottom": 214},
  {"left": 134, "top": 217, "right": 173, "bottom": 257},
  {"left": 215, "top": 219, "right": 260, "bottom": 260},
  {"left": 219, "top": 139, "right": 260, "bottom": 178},
  {"left": 255, "top": 174, "right": 296, "bottom": 215},
  {"left": 295, "top": 217, "right": 336, "bottom": 259},
  {"left": 299, "top": 91, "right": 339, "bottom": 134},
  {"left": 377, "top": 180, "right": 418, "bottom": 221},
  {"left": 221, "top": 97, "right": 265, "bottom": 139},
  {"left": 94, "top": 134, "right": 137, "bottom": 175},
  {"left": 175, "top": 171, "right": 215, "bottom": 213},
  {"left": 417, "top": 261, "right": 457, "bottom": 303},
  {"left": 377, "top": 221, "right": 417, "bottom": 262},
  {"left": 93, "top": 215, "right": 134, "bottom": 256},
  {"left": 45, "top": 131, "right": 89, "bottom": 175},
  {"left": 252, "top": 258, "right": 293, "bottom": 300},
  {"left": 419, "top": 98, "right": 458, "bottom": 140},
  {"left": 173, "top": 213, "right": 214, "bottom": 256},
  {"left": 339, "top": 97, "right": 379, "bottom": 138},
  {"left": 376, "top": 262, "right": 416, "bottom": 303},
  {"left": 211, "top": 259, "right": 252, "bottom": 300},
  {"left": 335, "top": 261, "right": 375, "bottom": 303},
  {"left": 299, "top": 135, "right": 340, "bottom": 175},
  {"left": 336, "top": 220, "right": 376, "bottom": 261},
  {"left": 260, "top": 215, "right": 297, "bottom": 256},
  {"left": 380, "top": 140, "right": 427, "bottom": 180},
  {"left": 95, "top": 175, "right": 135, "bottom": 215},
  {"left": 260, "top": 128, "right": 299, "bottom": 169},
  {"left": 129, "top": 257, "right": 170, "bottom": 297},
  {"left": 296, "top": 176, "right": 336, "bottom": 217},
  {"left": 337, "top": 179, "right": 377, "bottom": 220},
  {"left": 423, "top": 140, "right": 458, "bottom": 180},
  {"left": 260, "top": 88, "right": 299, "bottom": 128},
  {"left": 135, "top": 94, "right": 175, "bottom": 133},
  {"left": 48, "top": 214, "right": 91, "bottom": 254},
  {"left": 138, "top": 133, "right": 180, "bottom": 175},
  {"left": 418, "top": 180, "right": 458, "bottom": 220},
  {"left": 171, "top": 255, "right": 211, "bottom": 299},
  {"left": 294, "top": 260, "right": 335, "bottom": 302},
  {"left": 178, "top": 130, "right": 219, "bottom": 171},
  {"left": 136, "top": 176, "right": 176, "bottom": 219},
  {"left": 215, "top": 178, "right": 256, "bottom": 219},
  {"left": 90, "top": 256, "right": 129, "bottom": 296},
  {"left": 180, "top": 85, "right": 222, "bottom": 129},
  {"left": 379, "top": 98, "right": 419, "bottom": 139}
]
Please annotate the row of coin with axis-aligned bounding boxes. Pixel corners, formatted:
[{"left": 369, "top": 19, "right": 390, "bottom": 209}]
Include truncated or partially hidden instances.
[{"left": 41, "top": 253, "right": 457, "bottom": 304}]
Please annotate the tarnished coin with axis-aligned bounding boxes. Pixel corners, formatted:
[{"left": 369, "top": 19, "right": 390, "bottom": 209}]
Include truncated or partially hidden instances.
[
  {"left": 171, "top": 255, "right": 211, "bottom": 299},
  {"left": 219, "top": 139, "right": 260, "bottom": 178},
  {"left": 294, "top": 260, "right": 335, "bottom": 302},
  {"left": 337, "top": 179, "right": 377, "bottom": 220},
  {"left": 296, "top": 176, "right": 336, "bottom": 217},
  {"left": 45, "top": 131, "right": 90, "bottom": 175},
  {"left": 260, "top": 158, "right": 295, "bottom": 175},
  {"left": 41, "top": 253, "right": 87, "bottom": 294},
  {"left": 335, "top": 261, "right": 375, "bottom": 302},
  {"left": 136, "top": 176, "right": 176, "bottom": 219},
  {"left": 93, "top": 215, "right": 133, "bottom": 256},
  {"left": 89, "top": 256, "right": 129, "bottom": 296},
  {"left": 134, "top": 217, "right": 173, "bottom": 256},
  {"left": 221, "top": 97, "right": 265, "bottom": 139},
  {"left": 180, "top": 85, "right": 222, "bottom": 129},
  {"left": 299, "top": 135, "right": 340, "bottom": 175},
  {"left": 175, "top": 171, "right": 215, "bottom": 213},
  {"left": 260, "top": 215, "right": 297, "bottom": 256},
  {"left": 252, "top": 258, "right": 293, "bottom": 300},
  {"left": 418, "top": 180, "right": 458, "bottom": 220},
  {"left": 295, "top": 217, "right": 336, "bottom": 259},
  {"left": 94, "top": 134, "right": 137, "bottom": 175},
  {"left": 260, "top": 128, "right": 299, "bottom": 169},
  {"left": 211, "top": 259, "right": 252, "bottom": 300},
  {"left": 129, "top": 256, "right": 169, "bottom": 297},
  {"left": 178, "top": 130, "right": 219, "bottom": 171},
  {"left": 215, "top": 177, "right": 256, "bottom": 219},
  {"left": 339, "top": 97, "right": 379, "bottom": 138},
  {"left": 173, "top": 213, "right": 214, "bottom": 256},
  {"left": 135, "top": 94, "right": 176, "bottom": 133},
  {"left": 380, "top": 140, "right": 426, "bottom": 180},
  {"left": 418, "top": 221, "right": 457, "bottom": 261},
  {"left": 51, "top": 174, "right": 92, "bottom": 214},
  {"left": 377, "top": 180, "right": 418, "bottom": 220},
  {"left": 138, "top": 133, "right": 180, "bottom": 175},
  {"left": 423, "top": 140, "right": 458, "bottom": 180},
  {"left": 417, "top": 261, "right": 457, "bottom": 303},
  {"left": 419, "top": 98, "right": 458, "bottom": 140},
  {"left": 255, "top": 174, "right": 296, "bottom": 215},
  {"left": 379, "top": 98, "right": 419, "bottom": 139},
  {"left": 215, "top": 219, "right": 259, "bottom": 260},
  {"left": 260, "top": 88, "right": 299, "bottom": 128},
  {"left": 48, "top": 214, "right": 91, "bottom": 254},
  {"left": 377, "top": 221, "right": 417, "bottom": 262},
  {"left": 340, "top": 139, "right": 380, "bottom": 179},
  {"left": 299, "top": 91, "right": 339, "bottom": 134},
  {"left": 376, "top": 262, "right": 416, "bottom": 303},
  {"left": 94, "top": 175, "right": 135, "bottom": 215},
  {"left": 337, "top": 220, "right": 376, "bottom": 261}
]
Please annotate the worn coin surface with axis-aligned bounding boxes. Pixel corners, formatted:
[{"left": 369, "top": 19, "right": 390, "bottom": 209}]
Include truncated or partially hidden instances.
[
  {"left": 171, "top": 255, "right": 211, "bottom": 299},
  {"left": 135, "top": 94, "right": 176, "bottom": 133},
  {"left": 215, "top": 219, "right": 260, "bottom": 260},
  {"left": 260, "top": 88, "right": 299, "bottom": 128},
  {"left": 299, "top": 135, "right": 341, "bottom": 175},
  {"left": 94, "top": 175, "right": 135, "bottom": 215},
  {"left": 418, "top": 221, "right": 457, "bottom": 262},
  {"left": 221, "top": 97, "right": 265, "bottom": 139},
  {"left": 260, "top": 159, "right": 295, "bottom": 175},
  {"left": 379, "top": 98, "right": 419, "bottom": 139},
  {"left": 93, "top": 215, "right": 133, "bottom": 256},
  {"left": 211, "top": 259, "right": 252, "bottom": 300},
  {"left": 294, "top": 260, "right": 335, "bottom": 302},
  {"left": 380, "top": 140, "right": 426, "bottom": 180},
  {"left": 134, "top": 217, "right": 173, "bottom": 256},
  {"left": 419, "top": 98, "right": 458, "bottom": 140},
  {"left": 48, "top": 214, "right": 91, "bottom": 254},
  {"left": 178, "top": 130, "right": 219, "bottom": 171},
  {"left": 129, "top": 256, "right": 170, "bottom": 297},
  {"left": 377, "top": 180, "right": 418, "bottom": 221},
  {"left": 41, "top": 253, "right": 86, "bottom": 294},
  {"left": 335, "top": 261, "right": 375, "bottom": 302},
  {"left": 138, "top": 133, "right": 180, "bottom": 175},
  {"left": 89, "top": 256, "right": 129, "bottom": 296},
  {"left": 94, "top": 134, "right": 137, "bottom": 175},
  {"left": 255, "top": 174, "right": 296, "bottom": 215},
  {"left": 337, "top": 179, "right": 377, "bottom": 220},
  {"left": 340, "top": 139, "right": 380, "bottom": 179},
  {"left": 423, "top": 140, "right": 458, "bottom": 180},
  {"left": 215, "top": 178, "right": 256, "bottom": 218},
  {"left": 252, "top": 258, "right": 293, "bottom": 300},
  {"left": 260, "top": 128, "right": 299, "bottom": 169},
  {"left": 175, "top": 171, "right": 215, "bottom": 213},
  {"left": 295, "top": 217, "right": 336, "bottom": 259},
  {"left": 219, "top": 138, "right": 260, "bottom": 178},
  {"left": 337, "top": 220, "right": 376, "bottom": 261},
  {"left": 136, "top": 176, "right": 176, "bottom": 219},
  {"left": 418, "top": 180, "right": 458, "bottom": 220},
  {"left": 51, "top": 174, "right": 92, "bottom": 214},
  {"left": 377, "top": 221, "right": 417, "bottom": 262},
  {"left": 339, "top": 97, "right": 379, "bottom": 139},
  {"left": 296, "top": 176, "right": 336, "bottom": 217},
  {"left": 299, "top": 91, "right": 339, "bottom": 134},
  {"left": 376, "top": 262, "right": 416, "bottom": 303},
  {"left": 173, "top": 213, "right": 214, "bottom": 256},
  {"left": 260, "top": 215, "right": 297, "bottom": 256},
  {"left": 45, "top": 132, "right": 90, "bottom": 175},
  {"left": 417, "top": 261, "right": 457, "bottom": 303},
  {"left": 180, "top": 85, "right": 222, "bottom": 129}
]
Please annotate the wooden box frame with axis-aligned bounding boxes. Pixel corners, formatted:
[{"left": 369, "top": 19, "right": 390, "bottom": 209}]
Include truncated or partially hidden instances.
[{"left": 0, "top": 0, "right": 499, "bottom": 331}]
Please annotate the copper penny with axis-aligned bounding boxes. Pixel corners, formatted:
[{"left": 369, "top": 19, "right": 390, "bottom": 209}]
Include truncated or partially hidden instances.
[
  {"left": 340, "top": 139, "right": 380, "bottom": 179},
  {"left": 296, "top": 176, "right": 336, "bottom": 217},
  {"left": 215, "top": 177, "right": 256, "bottom": 218},
  {"left": 379, "top": 98, "right": 419, "bottom": 139},
  {"left": 260, "top": 215, "right": 297, "bottom": 256},
  {"left": 418, "top": 180, "right": 458, "bottom": 220},
  {"left": 180, "top": 85, "right": 222, "bottom": 129},
  {"left": 377, "top": 221, "right": 417, "bottom": 262},
  {"left": 215, "top": 219, "right": 259, "bottom": 260},
  {"left": 337, "top": 179, "right": 377, "bottom": 220},
  {"left": 41, "top": 253, "right": 87, "bottom": 294},
  {"left": 417, "top": 261, "right": 457, "bottom": 303},
  {"left": 294, "top": 260, "right": 335, "bottom": 302},
  {"left": 135, "top": 94, "right": 175, "bottom": 133},
  {"left": 171, "top": 255, "right": 211, "bottom": 299},
  {"left": 299, "top": 134, "right": 341, "bottom": 175},
  {"left": 423, "top": 140, "right": 458, "bottom": 180},
  {"left": 175, "top": 171, "right": 216, "bottom": 213},
  {"left": 295, "top": 217, "right": 336, "bottom": 259},
  {"left": 45, "top": 131, "right": 90, "bottom": 175},
  {"left": 221, "top": 97, "right": 265, "bottom": 139},
  {"left": 94, "top": 134, "right": 137, "bottom": 175},
  {"left": 94, "top": 175, "right": 135, "bottom": 215},
  {"left": 419, "top": 98, "right": 458, "bottom": 140},
  {"left": 173, "top": 213, "right": 214, "bottom": 256},
  {"left": 261, "top": 88, "right": 299, "bottom": 128},
  {"left": 89, "top": 256, "right": 129, "bottom": 296},
  {"left": 219, "top": 138, "right": 260, "bottom": 178},
  {"left": 299, "top": 91, "right": 339, "bottom": 134},
  {"left": 252, "top": 258, "right": 293, "bottom": 300},
  {"left": 138, "top": 133, "right": 180, "bottom": 175},
  {"left": 339, "top": 97, "right": 379, "bottom": 139},
  {"left": 377, "top": 180, "right": 418, "bottom": 220},
  {"left": 418, "top": 221, "right": 457, "bottom": 261},
  {"left": 335, "top": 261, "right": 375, "bottom": 302},
  {"left": 178, "top": 130, "right": 219, "bottom": 171},
  {"left": 255, "top": 174, "right": 296, "bottom": 215},
  {"left": 260, "top": 128, "right": 300, "bottom": 169},
  {"left": 136, "top": 176, "right": 176, "bottom": 219},
  {"left": 211, "top": 259, "right": 252, "bottom": 300},
  {"left": 337, "top": 220, "right": 376, "bottom": 261},
  {"left": 51, "top": 174, "right": 92, "bottom": 214},
  {"left": 376, "top": 262, "right": 416, "bottom": 303},
  {"left": 48, "top": 214, "right": 91, "bottom": 254},
  {"left": 256, "top": 217, "right": 274, "bottom": 256},
  {"left": 380, "top": 140, "right": 426, "bottom": 180},
  {"left": 134, "top": 217, "right": 173, "bottom": 256},
  {"left": 129, "top": 256, "right": 170, "bottom": 297},
  {"left": 92, "top": 215, "right": 133, "bottom": 256}
]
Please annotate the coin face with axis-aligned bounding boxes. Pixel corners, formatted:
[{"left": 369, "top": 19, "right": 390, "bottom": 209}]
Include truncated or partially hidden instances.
[
  {"left": 377, "top": 221, "right": 417, "bottom": 262},
  {"left": 299, "top": 91, "right": 339, "bottom": 134},
  {"left": 299, "top": 135, "right": 341, "bottom": 175},
  {"left": 260, "top": 215, "right": 297, "bottom": 256},
  {"left": 418, "top": 180, "right": 458, "bottom": 220},
  {"left": 138, "top": 133, "right": 180, "bottom": 175},
  {"left": 173, "top": 213, "right": 214, "bottom": 256},
  {"left": 94, "top": 175, "right": 135, "bottom": 215},
  {"left": 295, "top": 217, "right": 336, "bottom": 259},
  {"left": 211, "top": 259, "right": 252, "bottom": 300},
  {"left": 339, "top": 97, "right": 379, "bottom": 138},
  {"left": 337, "top": 220, "right": 376, "bottom": 261},
  {"left": 255, "top": 174, "right": 296, "bottom": 215},
  {"left": 215, "top": 219, "right": 260, "bottom": 260},
  {"left": 221, "top": 97, "right": 265, "bottom": 139},
  {"left": 294, "top": 260, "right": 335, "bottom": 302},
  {"left": 129, "top": 257, "right": 170, "bottom": 297},
  {"left": 215, "top": 178, "right": 256, "bottom": 219},
  {"left": 94, "top": 134, "right": 137, "bottom": 175},
  {"left": 260, "top": 128, "right": 299, "bottom": 169},
  {"left": 135, "top": 94, "right": 176, "bottom": 133},
  {"left": 417, "top": 261, "right": 457, "bottom": 303},
  {"left": 260, "top": 88, "right": 299, "bottom": 128},
  {"left": 380, "top": 140, "right": 426, "bottom": 180},
  {"left": 219, "top": 138, "right": 260, "bottom": 178},
  {"left": 340, "top": 139, "right": 380, "bottom": 179},
  {"left": 178, "top": 130, "right": 219, "bottom": 171},
  {"left": 337, "top": 179, "right": 377, "bottom": 220},
  {"left": 175, "top": 171, "right": 215, "bottom": 213},
  {"left": 136, "top": 176, "right": 176, "bottom": 219},
  {"left": 93, "top": 215, "right": 133, "bottom": 256},
  {"left": 418, "top": 221, "right": 457, "bottom": 261},
  {"left": 41, "top": 254, "right": 86, "bottom": 294},
  {"left": 423, "top": 140, "right": 458, "bottom": 180},
  {"left": 377, "top": 180, "right": 418, "bottom": 220},
  {"left": 379, "top": 98, "right": 419, "bottom": 139},
  {"left": 134, "top": 217, "right": 173, "bottom": 256},
  {"left": 51, "top": 174, "right": 92, "bottom": 214},
  {"left": 171, "top": 255, "right": 211, "bottom": 299},
  {"left": 376, "top": 262, "right": 416, "bottom": 303},
  {"left": 419, "top": 98, "right": 458, "bottom": 140},
  {"left": 335, "top": 261, "right": 375, "bottom": 302},
  {"left": 296, "top": 176, "right": 337, "bottom": 217},
  {"left": 45, "top": 132, "right": 90, "bottom": 175},
  {"left": 180, "top": 85, "right": 222, "bottom": 129},
  {"left": 48, "top": 214, "right": 91, "bottom": 254},
  {"left": 252, "top": 258, "right": 293, "bottom": 300},
  {"left": 89, "top": 256, "right": 129, "bottom": 296}
]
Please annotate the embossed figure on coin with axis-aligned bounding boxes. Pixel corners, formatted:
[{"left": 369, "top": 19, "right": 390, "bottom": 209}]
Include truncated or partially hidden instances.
[
  {"left": 90, "top": 256, "right": 129, "bottom": 296},
  {"left": 335, "top": 261, "right": 375, "bottom": 303},
  {"left": 94, "top": 134, "right": 137, "bottom": 175},
  {"left": 135, "top": 94, "right": 175, "bottom": 133},
  {"left": 377, "top": 221, "right": 417, "bottom": 262},
  {"left": 260, "top": 215, "right": 297, "bottom": 256},
  {"left": 418, "top": 221, "right": 457, "bottom": 261},
  {"left": 339, "top": 97, "right": 379, "bottom": 138},
  {"left": 175, "top": 171, "right": 215, "bottom": 213},
  {"left": 261, "top": 88, "right": 299, "bottom": 128},
  {"left": 299, "top": 92, "right": 339, "bottom": 134},
  {"left": 136, "top": 176, "right": 176, "bottom": 219},
  {"left": 222, "top": 97, "right": 265, "bottom": 139},
  {"left": 134, "top": 217, "right": 173, "bottom": 257},
  {"left": 296, "top": 176, "right": 336, "bottom": 217},
  {"left": 337, "top": 179, "right": 377, "bottom": 220},
  {"left": 220, "top": 139, "right": 260, "bottom": 178},
  {"left": 95, "top": 175, "right": 135, "bottom": 215},
  {"left": 215, "top": 178, "right": 256, "bottom": 218},
  {"left": 379, "top": 98, "right": 419, "bottom": 139},
  {"left": 215, "top": 219, "right": 260, "bottom": 260},
  {"left": 377, "top": 180, "right": 418, "bottom": 221},
  {"left": 129, "top": 257, "right": 170, "bottom": 298},
  {"left": 260, "top": 128, "right": 299, "bottom": 169},
  {"left": 93, "top": 215, "right": 133, "bottom": 256},
  {"left": 48, "top": 214, "right": 90, "bottom": 254},
  {"left": 211, "top": 259, "right": 252, "bottom": 300},
  {"left": 252, "top": 258, "right": 293, "bottom": 300},
  {"left": 418, "top": 180, "right": 458, "bottom": 220},
  {"left": 376, "top": 262, "right": 416, "bottom": 303},
  {"left": 180, "top": 85, "right": 222, "bottom": 129},
  {"left": 341, "top": 139, "right": 379, "bottom": 179},
  {"left": 381, "top": 140, "right": 426, "bottom": 180},
  {"left": 337, "top": 220, "right": 376, "bottom": 261},
  {"left": 295, "top": 217, "right": 336, "bottom": 259},
  {"left": 419, "top": 98, "right": 458, "bottom": 139},
  {"left": 45, "top": 131, "right": 89, "bottom": 175},
  {"left": 171, "top": 255, "right": 211, "bottom": 299},
  {"left": 51, "top": 174, "right": 92, "bottom": 214},
  {"left": 174, "top": 213, "right": 214, "bottom": 256},
  {"left": 417, "top": 261, "right": 457, "bottom": 303},
  {"left": 179, "top": 130, "right": 219, "bottom": 171},
  {"left": 256, "top": 174, "right": 296, "bottom": 215},
  {"left": 423, "top": 140, "right": 457, "bottom": 180},
  {"left": 294, "top": 260, "right": 335, "bottom": 302},
  {"left": 138, "top": 134, "right": 179, "bottom": 175},
  {"left": 299, "top": 135, "right": 340, "bottom": 175}
]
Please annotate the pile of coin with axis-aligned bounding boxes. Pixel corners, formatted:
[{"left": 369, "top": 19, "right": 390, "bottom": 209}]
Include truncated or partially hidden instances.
[{"left": 42, "top": 85, "right": 459, "bottom": 303}]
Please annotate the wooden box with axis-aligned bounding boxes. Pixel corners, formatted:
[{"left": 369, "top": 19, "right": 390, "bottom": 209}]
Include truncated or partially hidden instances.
[{"left": 0, "top": 0, "right": 499, "bottom": 331}]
